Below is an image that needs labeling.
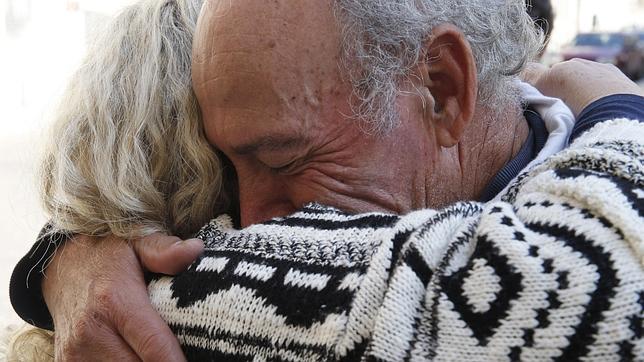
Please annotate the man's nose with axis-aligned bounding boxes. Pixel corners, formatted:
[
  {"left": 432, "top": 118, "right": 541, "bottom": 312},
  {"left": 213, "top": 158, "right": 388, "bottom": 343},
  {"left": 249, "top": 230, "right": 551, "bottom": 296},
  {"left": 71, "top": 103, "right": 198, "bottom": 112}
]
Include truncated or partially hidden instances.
[{"left": 238, "top": 177, "right": 297, "bottom": 227}]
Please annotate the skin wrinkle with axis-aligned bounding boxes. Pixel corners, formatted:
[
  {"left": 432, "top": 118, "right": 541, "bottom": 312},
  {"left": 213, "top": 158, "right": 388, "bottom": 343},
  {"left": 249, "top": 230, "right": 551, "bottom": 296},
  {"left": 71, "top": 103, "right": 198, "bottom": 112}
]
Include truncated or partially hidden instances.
[
  {"left": 471, "top": 125, "right": 485, "bottom": 198},
  {"left": 297, "top": 168, "right": 400, "bottom": 214},
  {"left": 284, "top": 145, "right": 395, "bottom": 214},
  {"left": 511, "top": 117, "right": 528, "bottom": 157},
  {"left": 457, "top": 141, "right": 465, "bottom": 197}
]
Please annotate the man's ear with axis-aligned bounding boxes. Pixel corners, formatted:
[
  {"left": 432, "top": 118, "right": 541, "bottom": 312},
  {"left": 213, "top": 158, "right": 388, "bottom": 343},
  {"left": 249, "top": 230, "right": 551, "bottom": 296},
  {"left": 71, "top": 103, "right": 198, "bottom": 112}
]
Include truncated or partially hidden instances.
[{"left": 417, "top": 24, "right": 477, "bottom": 148}]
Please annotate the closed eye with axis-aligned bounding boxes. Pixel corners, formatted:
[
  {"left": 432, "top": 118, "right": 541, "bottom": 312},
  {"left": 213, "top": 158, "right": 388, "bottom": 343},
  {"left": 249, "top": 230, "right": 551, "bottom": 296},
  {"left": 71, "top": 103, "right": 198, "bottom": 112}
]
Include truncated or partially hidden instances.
[{"left": 270, "top": 159, "right": 300, "bottom": 175}]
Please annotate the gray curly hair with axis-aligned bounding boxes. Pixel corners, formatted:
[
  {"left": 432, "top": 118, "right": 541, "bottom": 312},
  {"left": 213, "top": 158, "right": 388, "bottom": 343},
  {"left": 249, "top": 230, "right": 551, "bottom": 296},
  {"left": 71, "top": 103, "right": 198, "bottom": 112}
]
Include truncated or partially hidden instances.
[{"left": 336, "top": 0, "right": 543, "bottom": 132}]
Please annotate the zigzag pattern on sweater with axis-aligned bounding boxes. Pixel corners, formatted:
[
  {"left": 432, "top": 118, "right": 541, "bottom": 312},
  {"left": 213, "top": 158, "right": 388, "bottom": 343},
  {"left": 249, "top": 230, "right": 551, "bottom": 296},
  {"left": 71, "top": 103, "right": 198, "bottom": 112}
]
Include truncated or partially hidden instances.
[{"left": 148, "top": 119, "right": 644, "bottom": 361}]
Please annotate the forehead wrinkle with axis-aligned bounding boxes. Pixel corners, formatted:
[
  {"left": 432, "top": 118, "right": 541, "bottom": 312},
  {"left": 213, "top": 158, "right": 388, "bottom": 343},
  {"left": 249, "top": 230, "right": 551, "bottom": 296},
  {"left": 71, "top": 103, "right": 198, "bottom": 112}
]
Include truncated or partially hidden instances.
[
  {"left": 195, "top": 0, "right": 337, "bottom": 59},
  {"left": 193, "top": 13, "right": 282, "bottom": 69},
  {"left": 198, "top": 1, "right": 292, "bottom": 45},
  {"left": 197, "top": 47, "right": 294, "bottom": 77},
  {"left": 194, "top": 36, "right": 301, "bottom": 99},
  {"left": 199, "top": 71, "right": 285, "bottom": 114}
]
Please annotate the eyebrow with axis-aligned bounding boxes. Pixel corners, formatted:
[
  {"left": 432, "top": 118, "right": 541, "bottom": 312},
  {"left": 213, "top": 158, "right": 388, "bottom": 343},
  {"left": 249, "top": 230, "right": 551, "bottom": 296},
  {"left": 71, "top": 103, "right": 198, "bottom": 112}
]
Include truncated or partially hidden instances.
[{"left": 231, "top": 134, "right": 310, "bottom": 155}]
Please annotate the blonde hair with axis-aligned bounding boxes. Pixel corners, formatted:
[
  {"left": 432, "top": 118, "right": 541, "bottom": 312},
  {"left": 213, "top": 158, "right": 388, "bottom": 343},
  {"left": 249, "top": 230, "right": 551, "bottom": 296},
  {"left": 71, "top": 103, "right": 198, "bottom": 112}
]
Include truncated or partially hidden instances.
[
  {"left": 2, "top": 325, "right": 53, "bottom": 362},
  {"left": 40, "top": 0, "right": 226, "bottom": 240},
  {"left": 4, "top": 0, "right": 224, "bottom": 360}
]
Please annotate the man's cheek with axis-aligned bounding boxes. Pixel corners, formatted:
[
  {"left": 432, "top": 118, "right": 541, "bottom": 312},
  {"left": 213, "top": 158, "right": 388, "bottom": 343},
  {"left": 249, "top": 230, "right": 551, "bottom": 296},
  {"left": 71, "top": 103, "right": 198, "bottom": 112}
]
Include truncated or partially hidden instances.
[
  {"left": 292, "top": 166, "right": 352, "bottom": 193},
  {"left": 285, "top": 168, "right": 363, "bottom": 210}
]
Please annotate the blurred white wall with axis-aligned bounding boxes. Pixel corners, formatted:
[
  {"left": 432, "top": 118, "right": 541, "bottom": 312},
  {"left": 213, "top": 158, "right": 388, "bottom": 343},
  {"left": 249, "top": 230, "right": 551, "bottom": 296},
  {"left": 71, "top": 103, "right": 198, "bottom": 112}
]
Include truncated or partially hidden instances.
[
  {"left": 0, "top": 1, "right": 5, "bottom": 40},
  {"left": 76, "top": 0, "right": 137, "bottom": 15}
]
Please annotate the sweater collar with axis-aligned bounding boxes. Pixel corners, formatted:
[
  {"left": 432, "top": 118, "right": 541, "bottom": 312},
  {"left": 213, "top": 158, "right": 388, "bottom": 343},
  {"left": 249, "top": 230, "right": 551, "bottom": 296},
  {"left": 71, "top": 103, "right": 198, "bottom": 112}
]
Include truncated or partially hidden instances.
[{"left": 479, "top": 108, "right": 548, "bottom": 202}]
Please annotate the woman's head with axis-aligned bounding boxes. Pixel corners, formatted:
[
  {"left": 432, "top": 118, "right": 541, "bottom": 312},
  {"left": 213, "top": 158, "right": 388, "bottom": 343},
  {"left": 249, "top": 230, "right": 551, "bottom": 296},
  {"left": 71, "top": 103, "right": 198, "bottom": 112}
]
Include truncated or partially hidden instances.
[
  {"left": 5, "top": 0, "right": 221, "bottom": 360},
  {"left": 40, "top": 0, "right": 228, "bottom": 239}
]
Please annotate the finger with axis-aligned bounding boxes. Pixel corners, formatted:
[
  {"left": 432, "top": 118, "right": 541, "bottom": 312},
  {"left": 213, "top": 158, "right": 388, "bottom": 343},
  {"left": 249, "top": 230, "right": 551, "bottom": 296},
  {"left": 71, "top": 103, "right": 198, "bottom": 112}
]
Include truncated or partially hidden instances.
[
  {"left": 57, "top": 339, "right": 141, "bottom": 362},
  {"left": 116, "top": 279, "right": 187, "bottom": 362},
  {"left": 55, "top": 317, "right": 141, "bottom": 362},
  {"left": 132, "top": 233, "right": 204, "bottom": 275},
  {"left": 94, "top": 335, "right": 142, "bottom": 362}
]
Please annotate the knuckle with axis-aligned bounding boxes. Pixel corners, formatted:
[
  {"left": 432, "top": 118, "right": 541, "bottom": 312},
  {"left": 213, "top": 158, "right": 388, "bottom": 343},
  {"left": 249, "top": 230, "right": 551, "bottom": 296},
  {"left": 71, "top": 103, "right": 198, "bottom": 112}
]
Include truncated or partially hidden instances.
[
  {"left": 72, "top": 309, "right": 103, "bottom": 341},
  {"left": 550, "top": 61, "right": 569, "bottom": 73},
  {"left": 59, "top": 341, "right": 85, "bottom": 361},
  {"left": 60, "top": 322, "right": 96, "bottom": 359},
  {"left": 94, "top": 287, "right": 118, "bottom": 309},
  {"left": 140, "top": 239, "right": 184, "bottom": 274},
  {"left": 76, "top": 282, "right": 120, "bottom": 331},
  {"left": 142, "top": 255, "right": 165, "bottom": 274},
  {"left": 136, "top": 331, "right": 167, "bottom": 358},
  {"left": 91, "top": 278, "right": 123, "bottom": 309}
]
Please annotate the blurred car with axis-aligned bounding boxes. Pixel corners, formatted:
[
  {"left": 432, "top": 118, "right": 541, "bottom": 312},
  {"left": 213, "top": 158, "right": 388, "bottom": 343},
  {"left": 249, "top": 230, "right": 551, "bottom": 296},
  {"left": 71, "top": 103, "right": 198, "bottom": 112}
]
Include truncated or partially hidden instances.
[
  {"left": 562, "top": 32, "right": 643, "bottom": 80},
  {"left": 637, "top": 30, "right": 644, "bottom": 77}
]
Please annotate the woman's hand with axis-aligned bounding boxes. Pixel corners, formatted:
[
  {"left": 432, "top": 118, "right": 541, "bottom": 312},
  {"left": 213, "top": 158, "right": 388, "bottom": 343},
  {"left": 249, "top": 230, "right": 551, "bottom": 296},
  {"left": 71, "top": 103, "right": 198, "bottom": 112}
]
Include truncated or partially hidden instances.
[
  {"left": 522, "top": 59, "right": 643, "bottom": 117},
  {"left": 42, "top": 233, "right": 204, "bottom": 361}
]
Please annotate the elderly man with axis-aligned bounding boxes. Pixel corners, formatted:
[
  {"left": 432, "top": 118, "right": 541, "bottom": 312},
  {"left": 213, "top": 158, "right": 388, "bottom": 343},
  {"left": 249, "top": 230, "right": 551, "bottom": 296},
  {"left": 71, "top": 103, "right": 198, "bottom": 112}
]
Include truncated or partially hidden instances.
[
  {"left": 191, "top": 0, "right": 556, "bottom": 224},
  {"left": 9, "top": 0, "right": 644, "bottom": 360}
]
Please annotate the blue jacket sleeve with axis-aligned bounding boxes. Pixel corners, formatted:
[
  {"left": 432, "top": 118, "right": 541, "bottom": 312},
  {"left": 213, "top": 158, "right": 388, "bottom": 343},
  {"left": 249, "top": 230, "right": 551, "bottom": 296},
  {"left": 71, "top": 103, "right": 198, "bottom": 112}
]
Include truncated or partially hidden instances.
[{"left": 571, "top": 94, "right": 644, "bottom": 142}]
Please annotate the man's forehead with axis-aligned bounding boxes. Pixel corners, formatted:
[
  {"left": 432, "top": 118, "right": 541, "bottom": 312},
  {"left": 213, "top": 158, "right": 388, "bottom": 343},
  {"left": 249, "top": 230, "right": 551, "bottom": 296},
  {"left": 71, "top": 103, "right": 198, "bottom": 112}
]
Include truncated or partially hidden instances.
[
  {"left": 194, "top": 0, "right": 340, "bottom": 77},
  {"left": 192, "top": 0, "right": 354, "bottom": 155},
  {"left": 195, "top": 0, "right": 336, "bottom": 41},
  {"left": 192, "top": 0, "right": 345, "bottom": 103}
]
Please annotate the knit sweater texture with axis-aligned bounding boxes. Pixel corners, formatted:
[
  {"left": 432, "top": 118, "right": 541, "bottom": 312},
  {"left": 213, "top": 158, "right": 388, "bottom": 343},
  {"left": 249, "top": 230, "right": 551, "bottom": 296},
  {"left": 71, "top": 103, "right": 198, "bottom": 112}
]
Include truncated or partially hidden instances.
[{"left": 147, "top": 118, "right": 644, "bottom": 361}]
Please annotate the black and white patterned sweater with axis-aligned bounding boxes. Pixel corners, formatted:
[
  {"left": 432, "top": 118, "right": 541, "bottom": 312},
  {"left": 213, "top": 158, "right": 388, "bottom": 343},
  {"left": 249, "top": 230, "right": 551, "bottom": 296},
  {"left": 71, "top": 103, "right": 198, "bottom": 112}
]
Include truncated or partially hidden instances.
[{"left": 148, "top": 119, "right": 643, "bottom": 361}]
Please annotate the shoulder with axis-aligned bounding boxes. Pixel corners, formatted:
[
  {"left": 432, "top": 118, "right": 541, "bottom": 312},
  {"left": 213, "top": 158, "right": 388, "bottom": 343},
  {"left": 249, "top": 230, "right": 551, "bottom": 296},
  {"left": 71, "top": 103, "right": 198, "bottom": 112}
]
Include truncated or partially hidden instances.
[
  {"left": 380, "top": 126, "right": 643, "bottom": 358},
  {"left": 501, "top": 118, "right": 643, "bottom": 263}
]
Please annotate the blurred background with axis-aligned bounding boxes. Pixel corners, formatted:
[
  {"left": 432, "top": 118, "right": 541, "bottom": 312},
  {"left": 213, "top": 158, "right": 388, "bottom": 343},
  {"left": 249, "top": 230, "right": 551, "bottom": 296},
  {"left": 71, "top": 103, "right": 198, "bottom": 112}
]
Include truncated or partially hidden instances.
[
  {"left": 0, "top": 0, "right": 643, "bottom": 328},
  {"left": 541, "top": 0, "right": 644, "bottom": 79}
]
